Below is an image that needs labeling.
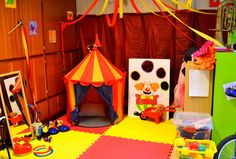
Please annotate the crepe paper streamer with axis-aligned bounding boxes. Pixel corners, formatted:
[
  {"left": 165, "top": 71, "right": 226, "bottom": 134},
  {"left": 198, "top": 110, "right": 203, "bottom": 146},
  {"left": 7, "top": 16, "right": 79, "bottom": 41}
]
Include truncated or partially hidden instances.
[
  {"left": 187, "top": 0, "right": 192, "bottom": 8},
  {"left": 97, "top": 0, "right": 109, "bottom": 16},
  {"left": 106, "top": 0, "right": 119, "bottom": 27},
  {"left": 160, "top": 0, "right": 179, "bottom": 11},
  {"left": 171, "top": 0, "right": 216, "bottom": 15},
  {"left": 130, "top": 0, "right": 141, "bottom": 13},
  {"left": 61, "top": 0, "right": 98, "bottom": 70},
  {"left": 155, "top": 0, "right": 223, "bottom": 47},
  {"left": 119, "top": 0, "right": 123, "bottom": 18},
  {"left": 152, "top": 0, "right": 199, "bottom": 45},
  {"left": 62, "top": 0, "right": 98, "bottom": 27},
  {"left": 33, "top": 145, "right": 53, "bottom": 157},
  {"left": 21, "top": 27, "right": 39, "bottom": 122}
]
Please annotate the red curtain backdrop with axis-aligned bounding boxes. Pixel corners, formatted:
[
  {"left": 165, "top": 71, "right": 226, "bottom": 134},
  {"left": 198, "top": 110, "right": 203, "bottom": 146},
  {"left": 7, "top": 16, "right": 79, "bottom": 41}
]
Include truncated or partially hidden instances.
[{"left": 74, "top": 11, "right": 217, "bottom": 105}]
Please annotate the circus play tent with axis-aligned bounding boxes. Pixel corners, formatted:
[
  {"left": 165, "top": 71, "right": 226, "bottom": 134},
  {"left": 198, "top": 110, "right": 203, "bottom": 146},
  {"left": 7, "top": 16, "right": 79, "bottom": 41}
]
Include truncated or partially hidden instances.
[{"left": 64, "top": 37, "right": 126, "bottom": 125}]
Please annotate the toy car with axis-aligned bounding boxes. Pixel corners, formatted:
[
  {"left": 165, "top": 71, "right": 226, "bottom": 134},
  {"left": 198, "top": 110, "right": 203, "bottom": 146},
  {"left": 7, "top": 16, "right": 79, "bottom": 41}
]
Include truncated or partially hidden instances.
[{"left": 134, "top": 105, "right": 179, "bottom": 124}]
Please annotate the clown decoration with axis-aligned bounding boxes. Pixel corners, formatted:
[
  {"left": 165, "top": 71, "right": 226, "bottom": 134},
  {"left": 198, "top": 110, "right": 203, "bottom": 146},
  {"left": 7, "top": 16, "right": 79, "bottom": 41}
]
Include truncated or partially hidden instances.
[{"left": 128, "top": 58, "right": 170, "bottom": 121}]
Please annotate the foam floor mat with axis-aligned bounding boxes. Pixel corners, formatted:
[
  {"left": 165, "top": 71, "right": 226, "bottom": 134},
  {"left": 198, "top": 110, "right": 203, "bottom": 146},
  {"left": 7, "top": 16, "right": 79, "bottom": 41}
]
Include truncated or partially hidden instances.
[
  {"left": 104, "top": 117, "right": 177, "bottom": 144},
  {"left": 78, "top": 135, "right": 173, "bottom": 159},
  {"left": 1, "top": 116, "right": 177, "bottom": 159}
]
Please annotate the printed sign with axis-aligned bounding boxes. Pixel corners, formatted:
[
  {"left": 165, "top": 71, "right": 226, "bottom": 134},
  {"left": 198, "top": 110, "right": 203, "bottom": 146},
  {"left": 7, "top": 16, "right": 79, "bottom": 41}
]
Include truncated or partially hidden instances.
[{"left": 29, "top": 21, "right": 38, "bottom": 36}]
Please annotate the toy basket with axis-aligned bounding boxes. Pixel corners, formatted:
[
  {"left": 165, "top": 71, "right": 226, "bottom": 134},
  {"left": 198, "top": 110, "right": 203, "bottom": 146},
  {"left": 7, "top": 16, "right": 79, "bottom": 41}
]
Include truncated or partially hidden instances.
[
  {"left": 174, "top": 138, "right": 217, "bottom": 159},
  {"left": 173, "top": 112, "right": 213, "bottom": 139}
]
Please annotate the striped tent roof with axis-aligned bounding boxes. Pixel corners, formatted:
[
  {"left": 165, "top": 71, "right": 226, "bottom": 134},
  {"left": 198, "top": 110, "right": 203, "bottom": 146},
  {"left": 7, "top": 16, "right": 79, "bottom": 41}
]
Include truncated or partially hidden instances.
[{"left": 64, "top": 48, "right": 124, "bottom": 87}]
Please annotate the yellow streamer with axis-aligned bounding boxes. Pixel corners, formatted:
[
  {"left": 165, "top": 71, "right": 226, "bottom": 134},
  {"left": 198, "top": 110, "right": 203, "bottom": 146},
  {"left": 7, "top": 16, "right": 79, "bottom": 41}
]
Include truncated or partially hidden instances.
[
  {"left": 155, "top": 0, "right": 223, "bottom": 46},
  {"left": 97, "top": 0, "right": 109, "bottom": 16},
  {"left": 187, "top": 0, "right": 192, "bottom": 8},
  {"left": 171, "top": 0, "right": 216, "bottom": 15},
  {"left": 119, "top": 0, "right": 123, "bottom": 18}
]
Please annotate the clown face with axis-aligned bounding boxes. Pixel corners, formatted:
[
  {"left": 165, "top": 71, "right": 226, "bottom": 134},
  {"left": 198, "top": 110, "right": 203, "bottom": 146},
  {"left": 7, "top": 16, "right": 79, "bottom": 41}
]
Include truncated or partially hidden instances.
[{"left": 135, "top": 81, "right": 159, "bottom": 96}]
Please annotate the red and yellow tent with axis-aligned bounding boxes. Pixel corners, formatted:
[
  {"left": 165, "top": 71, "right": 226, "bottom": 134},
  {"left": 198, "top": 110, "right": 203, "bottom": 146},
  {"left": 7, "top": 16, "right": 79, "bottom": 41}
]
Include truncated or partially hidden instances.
[{"left": 64, "top": 38, "right": 126, "bottom": 124}]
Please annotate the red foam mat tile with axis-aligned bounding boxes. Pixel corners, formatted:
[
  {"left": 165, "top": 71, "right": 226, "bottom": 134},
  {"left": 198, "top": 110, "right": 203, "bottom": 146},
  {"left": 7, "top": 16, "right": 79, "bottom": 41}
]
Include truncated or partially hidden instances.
[
  {"left": 58, "top": 115, "right": 111, "bottom": 134},
  {"left": 78, "top": 136, "right": 172, "bottom": 159}
]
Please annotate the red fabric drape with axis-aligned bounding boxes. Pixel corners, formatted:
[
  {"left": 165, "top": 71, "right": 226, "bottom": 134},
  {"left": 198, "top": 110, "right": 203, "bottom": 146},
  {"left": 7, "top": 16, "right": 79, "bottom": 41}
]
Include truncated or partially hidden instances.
[{"left": 74, "top": 12, "right": 217, "bottom": 104}]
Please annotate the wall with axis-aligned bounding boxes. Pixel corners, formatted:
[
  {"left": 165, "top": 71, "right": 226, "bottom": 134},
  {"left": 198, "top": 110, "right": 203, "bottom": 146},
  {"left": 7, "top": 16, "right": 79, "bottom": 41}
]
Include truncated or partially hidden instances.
[
  {"left": 75, "top": 0, "right": 217, "bottom": 15},
  {"left": 0, "top": 0, "right": 80, "bottom": 122},
  {"left": 76, "top": 0, "right": 177, "bottom": 15}
]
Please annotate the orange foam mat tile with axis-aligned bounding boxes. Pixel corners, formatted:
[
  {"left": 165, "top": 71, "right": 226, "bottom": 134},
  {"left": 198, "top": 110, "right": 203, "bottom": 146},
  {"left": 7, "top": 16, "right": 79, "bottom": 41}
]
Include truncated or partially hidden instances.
[
  {"left": 3, "top": 130, "right": 101, "bottom": 159},
  {"left": 78, "top": 135, "right": 173, "bottom": 159},
  {"left": 104, "top": 117, "right": 177, "bottom": 144},
  {"left": 58, "top": 115, "right": 111, "bottom": 134}
]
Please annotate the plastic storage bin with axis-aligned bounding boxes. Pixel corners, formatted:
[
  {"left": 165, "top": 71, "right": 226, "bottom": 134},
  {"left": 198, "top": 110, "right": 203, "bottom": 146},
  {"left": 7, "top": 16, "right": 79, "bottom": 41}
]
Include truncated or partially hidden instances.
[
  {"left": 174, "top": 138, "right": 217, "bottom": 159},
  {"left": 174, "top": 112, "right": 213, "bottom": 139}
]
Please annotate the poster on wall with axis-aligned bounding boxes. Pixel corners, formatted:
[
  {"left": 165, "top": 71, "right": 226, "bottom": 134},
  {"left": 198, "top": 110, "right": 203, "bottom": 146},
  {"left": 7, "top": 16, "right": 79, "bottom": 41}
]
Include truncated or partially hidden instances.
[
  {"left": 48, "top": 30, "right": 56, "bottom": 43},
  {"left": 128, "top": 58, "right": 170, "bottom": 120},
  {"left": 5, "top": 0, "right": 16, "bottom": 8},
  {"left": 29, "top": 21, "right": 38, "bottom": 36},
  {"left": 67, "top": 11, "right": 74, "bottom": 21}
]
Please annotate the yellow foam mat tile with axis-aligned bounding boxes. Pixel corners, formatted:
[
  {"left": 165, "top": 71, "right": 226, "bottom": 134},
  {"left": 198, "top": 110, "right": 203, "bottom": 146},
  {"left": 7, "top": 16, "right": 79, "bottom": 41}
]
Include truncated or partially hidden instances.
[
  {"left": 1, "top": 130, "right": 101, "bottom": 159},
  {"left": 104, "top": 117, "right": 177, "bottom": 144},
  {"left": 10, "top": 124, "right": 29, "bottom": 136}
]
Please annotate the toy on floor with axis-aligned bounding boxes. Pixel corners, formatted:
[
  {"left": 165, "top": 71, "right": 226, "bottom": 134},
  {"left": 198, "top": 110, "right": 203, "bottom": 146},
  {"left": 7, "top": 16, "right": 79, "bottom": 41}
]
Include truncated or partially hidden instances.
[
  {"left": 13, "top": 136, "right": 32, "bottom": 155},
  {"left": 134, "top": 105, "right": 179, "bottom": 124},
  {"left": 32, "top": 122, "right": 43, "bottom": 137},
  {"left": 33, "top": 145, "right": 53, "bottom": 157},
  {"left": 47, "top": 120, "right": 70, "bottom": 135},
  {"left": 56, "top": 120, "right": 70, "bottom": 132},
  {"left": 174, "top": 138, "right": 217, "bottom": 159},
  {"left": 48, "top": 121, "right": 59, "bottom": 135}
]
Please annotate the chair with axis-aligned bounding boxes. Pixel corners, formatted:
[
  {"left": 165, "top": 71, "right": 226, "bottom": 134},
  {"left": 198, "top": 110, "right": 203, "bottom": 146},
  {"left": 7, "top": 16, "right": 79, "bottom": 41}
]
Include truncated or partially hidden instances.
[{"left": 0, "top": 116, "right": 11, "bottom": 159}]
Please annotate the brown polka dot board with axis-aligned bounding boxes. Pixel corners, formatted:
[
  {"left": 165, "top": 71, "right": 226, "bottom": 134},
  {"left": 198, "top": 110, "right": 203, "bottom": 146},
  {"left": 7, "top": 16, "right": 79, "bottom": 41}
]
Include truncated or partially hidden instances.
[{"left": 128, "top": 58, "right": 170, "bottom": 120}]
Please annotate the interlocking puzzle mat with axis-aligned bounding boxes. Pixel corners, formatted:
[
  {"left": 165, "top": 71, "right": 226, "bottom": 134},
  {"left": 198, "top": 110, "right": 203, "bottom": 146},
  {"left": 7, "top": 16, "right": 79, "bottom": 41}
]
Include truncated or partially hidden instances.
[
  {"left": 79, "top": 135, "right": 173, "bottom": 159},
  {"left": 1, "top": 116, "right": 176, "bottom": 159},
  {"left": 104, "top": 117, "right": 176, "bottom": 144},
  {"left": 3, "top": 130, "right": 100, "bottom": 159}
]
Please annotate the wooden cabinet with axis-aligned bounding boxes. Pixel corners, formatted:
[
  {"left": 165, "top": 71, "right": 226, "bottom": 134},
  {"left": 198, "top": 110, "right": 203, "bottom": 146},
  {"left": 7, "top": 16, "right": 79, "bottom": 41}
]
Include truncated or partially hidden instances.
[
  {"left": 184, "top": 61, "right": 213, "bottom": 114},
  {"left": 0, "top": 0, "right": 78, "bottom": 122}
]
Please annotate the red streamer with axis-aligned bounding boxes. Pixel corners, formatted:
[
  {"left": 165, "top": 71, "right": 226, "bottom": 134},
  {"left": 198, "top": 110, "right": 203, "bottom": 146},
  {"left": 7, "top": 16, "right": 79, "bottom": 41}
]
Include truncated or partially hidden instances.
[
  {"left": 130, "top": 0, "right": 141, "bottom": 13},
  {"left": 61, "top": 0, "right": 98, "bottom": 70},
  {"left": 106, "top": 0, "right": 119, "bottom": 27},
  {"left": 152, "top": 0, "right": 200, "bottom": 46}
]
